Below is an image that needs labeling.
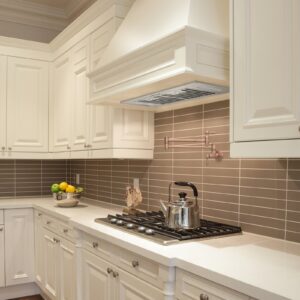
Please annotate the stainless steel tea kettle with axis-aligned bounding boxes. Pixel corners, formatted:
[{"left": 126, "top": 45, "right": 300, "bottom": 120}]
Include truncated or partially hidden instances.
[{"left": 160, "top": 181, "right": 200, "bottom": 229}]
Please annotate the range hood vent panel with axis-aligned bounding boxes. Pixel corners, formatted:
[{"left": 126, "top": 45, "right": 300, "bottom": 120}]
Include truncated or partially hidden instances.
[{"left": 122, "top": 82, "right": 229, "bottom": 107}]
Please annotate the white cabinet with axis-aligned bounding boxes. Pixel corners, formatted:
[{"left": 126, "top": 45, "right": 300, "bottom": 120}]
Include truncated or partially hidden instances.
[
  {"left": 6, "top": 57, "right": 49, "bottom": 152},
  {"left": 81, "top": 248, "right": 113, "bottom": 300},
  {"left": 50, "top": 52, "right": 73, "bottom": 153},
  {"left": 38, "top": 213, "right": 77, "bottom": 300},
  {"left": 4, "top": 208, "right": 35, "bottom": 286},
  {"left": 0, "top": 224, "right": 4, "bottom": 288},
  {"left": 81, "top": 249, "right": 165, "bottom": 300},
  {"left": 0, "top": 56, "right": 6, "bottom": 156},
  {"left": 176, "top": 269, "right": 250, "bottom": 300},
  {"left": 230, "top": 0, "right": 300, "bottom": 157},
  {"left": 34, "top": 211, "right": 44, "bottom": 288}
]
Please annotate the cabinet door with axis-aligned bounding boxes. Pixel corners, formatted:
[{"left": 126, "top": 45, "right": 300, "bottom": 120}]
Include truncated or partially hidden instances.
[
  {"left": 6, "top": 57, "right": 49, "bottom": 152},
  {"left": 43, "top": 229, "right": 59, "bottom": 300},
  {"left": 232, "top": 0, "right": 300, "bottom": 141},
  {"left": 0, "top": 56, "right": 6, "bottom": 154},
  {"left": 4, "top": 208, "right": 35, "bottom": 286},
  {"left": 34, "top": 211, "right": 44, "bottom": 287},
  {"left": 89, "top": 105, "right": 112, "bottom": 149},
  {"left": 58, "top": 238, "right": 76, "bottom": 300},
  {"left": 0, "top": 225, "right": 4, "bottom": 288},
  {"left": 71, "top": 38, "right": 90, "bottom": 151},
  {"left": 81, "top": 249, "right": 113, "bottom": 300},
  {"left": 113, "top": 109, "right": 154, "bottom": 149},
  {"left": 115, "top": 268, "right": 165, "bottom": 300},
  {"left": 50, "top": 52, "right": 72, "bottom": 152}
]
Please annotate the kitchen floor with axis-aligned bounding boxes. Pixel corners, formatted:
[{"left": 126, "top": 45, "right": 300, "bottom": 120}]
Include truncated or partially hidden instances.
[{"left": 9, "top": 296, "right": 43, "bottom": 300}]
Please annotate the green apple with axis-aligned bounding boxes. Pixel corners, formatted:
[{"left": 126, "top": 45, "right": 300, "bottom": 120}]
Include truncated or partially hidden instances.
[{"left": 51, "top": 183, "right": 60, "bottom": 193}]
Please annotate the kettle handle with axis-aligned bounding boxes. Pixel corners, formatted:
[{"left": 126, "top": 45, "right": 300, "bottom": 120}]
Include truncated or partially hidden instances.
[{"left": 174, "top": 181, "right": 198, "bottom": 198}]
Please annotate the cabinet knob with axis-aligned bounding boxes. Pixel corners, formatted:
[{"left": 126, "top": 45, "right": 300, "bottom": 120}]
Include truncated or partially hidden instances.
[
  {"left": 107, "top": 268, "right": 113, "bottom": 274},
  {"left": 200, "top": 294, "right": 209, "bottom": 300},
  {"left": 8, "top": 147, "right": 12, "bottom": 151},
  {"left": 46, "top": 221, "right": 51, "bottom": 225},
  {"left": 63, "top": 229, "right": 68, "bottom": 233},
  {"left": 53, "top": 238, "right": 60, "bottom": 243},
  {"left": 0, "top": 228, "right": 3, "bottom": 232},
  {"left": 132, "top": 260, "right": 139, "bottom": 268},
  {"left": 38, "top": 213, "right": 42, "bottom": 217},
  {"left": 67, "top": 145, "right": 71, "bottom": 150},
  {"left": 112, "top": 271, "right": 119, "bottom": 278},
  {"left": 92, "top": 242, "right": 98, "bottom": 248},
  {"left": 1, "top": 146, "right": 5, "bottom": 151}
]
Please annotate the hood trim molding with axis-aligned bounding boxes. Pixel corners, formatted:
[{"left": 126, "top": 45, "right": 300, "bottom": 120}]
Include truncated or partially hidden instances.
[{"left": 88, "top": 26, "right": 229, "bottom": 111}]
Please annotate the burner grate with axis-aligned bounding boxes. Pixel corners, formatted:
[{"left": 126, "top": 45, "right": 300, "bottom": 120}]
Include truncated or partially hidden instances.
[{"left": 96, "top": 211, "right": 242, "bottom": 244}]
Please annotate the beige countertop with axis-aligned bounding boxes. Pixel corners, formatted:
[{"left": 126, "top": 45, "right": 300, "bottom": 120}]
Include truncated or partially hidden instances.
[{"left": 0, "top": 197, "right": 299, "bottom": 300}]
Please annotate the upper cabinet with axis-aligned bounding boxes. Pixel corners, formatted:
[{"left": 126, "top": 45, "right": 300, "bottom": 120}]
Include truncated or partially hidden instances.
[
  {"left": 230, "top": 0, "right": 300, "bottom": 157},
  {"left": 7, "top": 57, "right": 49, "bottom": 152},
  {"left": 0, "top": 54, "right": 49, "bottom": 158}
]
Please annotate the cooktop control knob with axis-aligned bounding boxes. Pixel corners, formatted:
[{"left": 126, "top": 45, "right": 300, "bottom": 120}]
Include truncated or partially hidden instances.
[
  {"left": 110, "top": 218, "right": 117, "bottom": 224},
  {"left": 116, "top": 220, "right": 124, "bottom": 226},
  {"left": 137, "top": 226, "right": 146, "bottom": 232},
  {"left": 126, "top": 223, "right": 135, "bottom": 229},
  {"left": 145, "top": 229, "right": 155, "bottom": 235}
]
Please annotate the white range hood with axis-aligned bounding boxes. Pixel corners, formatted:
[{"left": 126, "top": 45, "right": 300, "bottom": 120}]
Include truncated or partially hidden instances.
[{"left": 88, "top": 0, "right": 229, "bottom": 112}]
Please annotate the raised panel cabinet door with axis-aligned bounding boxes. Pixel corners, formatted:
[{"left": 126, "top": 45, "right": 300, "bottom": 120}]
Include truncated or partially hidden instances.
[
  {"left": 4, "top": 208, "right": 35, "bottom": 286},
  {"left": 50, "top": 52, "right": 72, "bottom": 152},
  {"left": 43, "top": 229, "right": 59, "bottom": 300},
  {"left": 0, "top": 225, "right": 4, "bottom": 288},
  {"left": 0, "top": 56, "right": 6, "bottom": 153},
  {"left": 89, "top": 105, "right": 112, "bottom": 149},
  {"left": 58, "top": 238, "right": 76, "bottom": 300},
  {"left": 115, "top": 268, "right": 165, "bottom": 300},
  {"left": 71, "top": 38, "right": 90, "bottom": 151},
  {"left": 81, "top": 249, "right": 113, "bottom": 300},
  {"left": 113, "top": 109, "right": 154, "bottom": 149},
  {"left": 232, "top": 0, "right": 300, "bottom": 141},
  {"left": 34, "top": 211, "right": 44, "bottom": 287},
  {"left": 6, "top": 57, "right": 49, "bottom": 152}
]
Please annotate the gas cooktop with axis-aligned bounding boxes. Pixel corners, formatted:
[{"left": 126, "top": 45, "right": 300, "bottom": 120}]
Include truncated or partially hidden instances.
[{"left": 95, "top": 211, "right": 242, "bottom": 245}]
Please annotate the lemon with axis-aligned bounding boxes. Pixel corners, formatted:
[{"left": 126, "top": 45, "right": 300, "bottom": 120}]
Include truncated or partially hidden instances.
[
  {"left": 66, "top": 185, "right": 76, "bottom": 193},
  {"left": 59, "top": 182, "right": 68, "bottom": 191}
]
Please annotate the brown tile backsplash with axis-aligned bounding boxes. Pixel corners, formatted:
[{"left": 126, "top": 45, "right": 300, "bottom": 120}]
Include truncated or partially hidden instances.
[
  {"left": 1, "top": 100, "right": 300, "bottom": 244},
  {"left": 0, "top": 160, "right": 68, "bottom": 198}
]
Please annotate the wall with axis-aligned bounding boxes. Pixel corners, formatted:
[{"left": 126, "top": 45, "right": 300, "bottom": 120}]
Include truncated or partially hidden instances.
[
  {"left": 0, "top": 160, "right": 68, "bottom": 197},
  {"left": 68, "top": 100, "right": 300, "bottom": 243}
]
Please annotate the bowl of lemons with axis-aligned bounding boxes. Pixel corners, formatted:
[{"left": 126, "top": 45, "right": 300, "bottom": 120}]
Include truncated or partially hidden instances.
[{"left": 51, "top": 182, "right": 84, "bottom": 207}]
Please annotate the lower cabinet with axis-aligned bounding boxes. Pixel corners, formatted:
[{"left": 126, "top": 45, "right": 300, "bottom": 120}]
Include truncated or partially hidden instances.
[
  {"left": 43, "top": 229, "right": 77, "bottom": 300},
  {"left": 81, "top": 249, "right": 165, "bottom": 300},
  {"left": 0, "top": 224, "right": 4, "bottom": 288},
  {"left": 4, "top": 208, "right": 35, "bottom": 286},
  {"left": 176, "top": 269, "right": 250, "bottom": 300}
]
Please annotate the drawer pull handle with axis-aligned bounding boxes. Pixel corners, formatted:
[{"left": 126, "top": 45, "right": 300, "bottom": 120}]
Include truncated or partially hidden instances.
[
  {"left": 92, "top": 242, "right": 98, "bottom": 248},
  {"left": 132, "top": 260, "right": 139, "bottom": 268},
  {"left": 53, "top": 238, "right": 60, "bottom": 244},
  {"left": 200, "top": 294, "right": 209, "bottom": 300},
  {"left": 107, "top": 268, "right": 113, "bottom": 274},
  {"left": 112, "top": 271, "right": 119, "bottom": 278},
  {"left": 47, "top": 221, "right": 51, "bottom": 225},
  {"left": 63, "top": 229, "right": 68, "bottom": 233}
]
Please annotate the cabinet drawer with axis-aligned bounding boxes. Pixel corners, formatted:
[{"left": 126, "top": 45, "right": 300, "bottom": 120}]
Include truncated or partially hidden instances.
[
  {"left": 176, "top": 269, "right": 250, "bottom": 300},
  {"left": 82, "top": 233, "right": 118, "bottom": 261},
  {"left": 0, "top": 210, "right": 3, "bottom": 224},
  {"left": 116, "top": 248, "right": 164, "bottom": 289},
  {"left": 41, "top": 213, "right": 75, "bottom": 242}
]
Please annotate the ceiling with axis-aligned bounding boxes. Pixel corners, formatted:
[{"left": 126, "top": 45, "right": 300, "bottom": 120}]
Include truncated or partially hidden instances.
[{"left": 0, "top": 0, "right": 97, "bottom": 43}]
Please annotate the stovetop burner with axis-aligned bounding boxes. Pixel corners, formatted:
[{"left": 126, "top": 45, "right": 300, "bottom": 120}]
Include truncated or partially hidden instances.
[{"left": 95, "top": 211, "right": 242, "bottom": 245}]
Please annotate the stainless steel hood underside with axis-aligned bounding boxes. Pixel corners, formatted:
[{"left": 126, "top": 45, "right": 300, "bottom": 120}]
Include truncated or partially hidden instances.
[{"left": 88, "top": 0, "right": 229, "bottom": 112}]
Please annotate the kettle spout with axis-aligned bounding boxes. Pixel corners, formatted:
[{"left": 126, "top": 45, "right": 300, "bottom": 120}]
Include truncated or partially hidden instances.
[{"left": 160, "top": 201, "right": 167, "bottom": 216}]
